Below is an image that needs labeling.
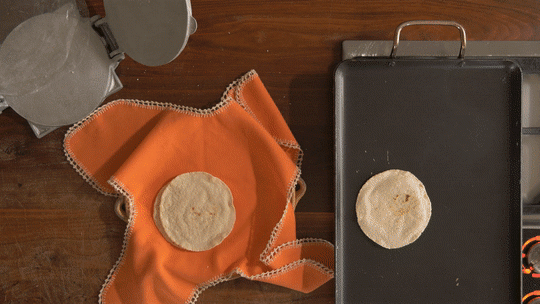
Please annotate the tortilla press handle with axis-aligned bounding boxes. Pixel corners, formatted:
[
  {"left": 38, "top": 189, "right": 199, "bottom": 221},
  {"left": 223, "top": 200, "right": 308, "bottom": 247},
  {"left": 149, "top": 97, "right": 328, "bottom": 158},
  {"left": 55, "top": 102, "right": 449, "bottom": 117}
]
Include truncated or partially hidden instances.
[
  {"left": 189, "top": 16, "right": 198, "bottom": 35},
  {"left": 390, "top": 20, "right": 467, "bottom": 59}
]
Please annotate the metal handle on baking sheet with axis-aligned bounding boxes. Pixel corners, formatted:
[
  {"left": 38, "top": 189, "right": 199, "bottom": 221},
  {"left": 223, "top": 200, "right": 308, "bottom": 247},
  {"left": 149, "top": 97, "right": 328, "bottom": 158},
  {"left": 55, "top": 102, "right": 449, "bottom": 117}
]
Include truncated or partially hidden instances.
[{"left": 390, "top": 20, "right": 467, "bottom": 59}]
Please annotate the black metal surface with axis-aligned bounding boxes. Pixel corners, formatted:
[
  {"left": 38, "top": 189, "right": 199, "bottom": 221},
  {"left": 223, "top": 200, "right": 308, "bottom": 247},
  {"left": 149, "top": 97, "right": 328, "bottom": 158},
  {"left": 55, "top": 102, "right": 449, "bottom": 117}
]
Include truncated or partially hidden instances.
[{"left": 335, "top": 58, "right": 522, "bottom": 303}]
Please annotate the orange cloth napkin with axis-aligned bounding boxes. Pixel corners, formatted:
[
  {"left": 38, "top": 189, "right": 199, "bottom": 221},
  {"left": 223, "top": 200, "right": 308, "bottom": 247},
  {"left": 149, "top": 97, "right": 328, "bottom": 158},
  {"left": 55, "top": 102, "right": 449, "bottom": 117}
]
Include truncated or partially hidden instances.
[{"left": 64, "top": 70, "right": 334, "bottom": 303}]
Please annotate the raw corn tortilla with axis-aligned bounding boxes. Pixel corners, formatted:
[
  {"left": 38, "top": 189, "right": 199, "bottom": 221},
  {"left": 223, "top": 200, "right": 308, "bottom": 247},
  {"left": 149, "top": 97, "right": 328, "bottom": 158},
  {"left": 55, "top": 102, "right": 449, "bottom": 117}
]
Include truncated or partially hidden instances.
[
  {"left": 356, "top": 169, "right": 431, "bottom": 249},
  {"left": 154, "top": 172, "right": 236, "bottom": 251}
]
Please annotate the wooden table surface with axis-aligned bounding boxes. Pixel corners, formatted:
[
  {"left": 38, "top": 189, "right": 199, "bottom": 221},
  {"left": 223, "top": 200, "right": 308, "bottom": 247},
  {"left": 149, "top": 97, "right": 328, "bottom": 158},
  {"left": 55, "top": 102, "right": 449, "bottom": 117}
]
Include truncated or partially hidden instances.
[{"left": 2, "top": 1, "right": 540, "bottom": 303}]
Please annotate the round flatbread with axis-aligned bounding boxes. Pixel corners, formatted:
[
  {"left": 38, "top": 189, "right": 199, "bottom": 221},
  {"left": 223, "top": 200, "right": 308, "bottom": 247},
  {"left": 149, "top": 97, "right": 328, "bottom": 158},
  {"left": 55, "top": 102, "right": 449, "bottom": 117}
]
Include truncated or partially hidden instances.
[
  {"left": 356, "top": 169, "right": 431, "bottom": 249},
  {"left": 154, "top": 172, "right": 236, "bottom": 251}
]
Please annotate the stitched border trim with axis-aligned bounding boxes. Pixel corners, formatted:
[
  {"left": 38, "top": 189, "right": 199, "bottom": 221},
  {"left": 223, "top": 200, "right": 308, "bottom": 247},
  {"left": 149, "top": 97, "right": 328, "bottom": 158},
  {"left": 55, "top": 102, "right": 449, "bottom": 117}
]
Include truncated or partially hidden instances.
[
  {"left": 232, "top": 72, "right": 303, "bottom": 168},
  {"left": 275, "top": 139, "right": 303, "bottom": 169},
  {"left": 254, "top": 259, "right": 334, "bottom": 280},
  {"left": 233, "top": 80, "right": 264, "bottom": 129},
  {"left": 63, "top": 70, "right": 257, "bottom": 197},
  {"left": 186, "top": 270, "right": 239, "bottom": 304},
  {"left": 231, "top": 74, "right": 315, "bottom": 269},
  {"left": 98, "top": 178, "right": 137, "bottom": 304},
  {"left": 183, "top": 257, "right": 335, "bottom": 304},
  {"left": 245, "top": 258, "right": 334, "bottom": 281},
  {"left": 64, "top": 104, "right": 119, "bottom": 197},
  {"left": 259, "top": 166, "right": 303, "bottom": 265},
  {"left": 262, "top": 238, "right": 335, "bottom": 266}
]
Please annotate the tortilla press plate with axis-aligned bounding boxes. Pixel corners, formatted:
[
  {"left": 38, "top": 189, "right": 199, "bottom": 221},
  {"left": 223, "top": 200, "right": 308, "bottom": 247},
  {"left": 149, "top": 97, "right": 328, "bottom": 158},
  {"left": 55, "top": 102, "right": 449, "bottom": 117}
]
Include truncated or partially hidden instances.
[{"left": 0, "top": 0, "right": 196, "bottom": 137}]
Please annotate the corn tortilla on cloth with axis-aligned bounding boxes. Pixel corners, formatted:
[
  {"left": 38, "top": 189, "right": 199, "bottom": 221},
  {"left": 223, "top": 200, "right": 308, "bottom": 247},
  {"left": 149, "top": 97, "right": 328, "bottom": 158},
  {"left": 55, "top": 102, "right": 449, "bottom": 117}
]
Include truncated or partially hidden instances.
[{"left": 64, "top": 70, "right": 335, "bottom": 303}]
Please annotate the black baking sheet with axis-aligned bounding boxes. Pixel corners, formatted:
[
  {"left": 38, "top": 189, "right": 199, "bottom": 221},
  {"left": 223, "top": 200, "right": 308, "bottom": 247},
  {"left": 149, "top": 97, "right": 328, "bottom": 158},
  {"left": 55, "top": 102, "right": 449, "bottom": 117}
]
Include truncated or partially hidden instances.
[{"left": 335, "top": 59, "right": 522, "bottom": 303}]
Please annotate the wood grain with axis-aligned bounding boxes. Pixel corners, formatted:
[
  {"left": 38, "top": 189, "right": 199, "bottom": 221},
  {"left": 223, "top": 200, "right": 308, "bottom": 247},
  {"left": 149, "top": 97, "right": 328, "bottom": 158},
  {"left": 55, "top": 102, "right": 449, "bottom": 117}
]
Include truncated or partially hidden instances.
[{"left": 1, "top": 0, "right": 540, "bottom": 303}]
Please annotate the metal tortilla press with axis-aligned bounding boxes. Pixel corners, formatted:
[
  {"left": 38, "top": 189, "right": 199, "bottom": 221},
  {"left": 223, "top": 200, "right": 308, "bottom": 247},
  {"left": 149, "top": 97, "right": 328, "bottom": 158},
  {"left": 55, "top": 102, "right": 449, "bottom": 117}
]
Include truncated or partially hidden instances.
[{"left": 0, "top": 0, "right": 197, "bottom": 138}]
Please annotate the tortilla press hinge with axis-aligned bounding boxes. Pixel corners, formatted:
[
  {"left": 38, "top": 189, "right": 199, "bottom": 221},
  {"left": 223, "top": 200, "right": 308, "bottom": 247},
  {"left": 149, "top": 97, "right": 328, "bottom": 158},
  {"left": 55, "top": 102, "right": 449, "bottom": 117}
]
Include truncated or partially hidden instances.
[
  {"left": 0, "top": 95, "right": 7, "bottom": 114},
  {"left": 90, "top": 16, "right": 125, "bottom": 61}
]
